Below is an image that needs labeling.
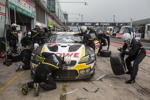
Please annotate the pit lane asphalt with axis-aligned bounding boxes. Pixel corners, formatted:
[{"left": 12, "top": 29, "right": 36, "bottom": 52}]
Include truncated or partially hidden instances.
[{"left": 0, "top": 45, "right": 150, "bottom": 100}]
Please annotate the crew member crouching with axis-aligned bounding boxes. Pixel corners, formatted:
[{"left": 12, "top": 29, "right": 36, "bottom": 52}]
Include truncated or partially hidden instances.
[{"left": 21, "top": 53, "right": 63, "bottom": 96}]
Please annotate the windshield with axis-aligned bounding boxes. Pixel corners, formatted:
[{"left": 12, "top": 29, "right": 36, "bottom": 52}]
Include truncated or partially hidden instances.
[
  {"left": 48, "top": 34, "right": 83, "bottom": 43},
  {"left": 69, "top": 27, "right": 80, "bottom": 32}
]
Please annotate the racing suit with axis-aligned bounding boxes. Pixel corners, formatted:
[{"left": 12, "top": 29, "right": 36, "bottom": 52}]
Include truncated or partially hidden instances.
[
  {"left": 121, "top": 38, "right": 146, "bottom": 83},
  {"left": 31, "top": 28, "right": 45, "bottom": 45},
  {"left": 5, "top": 34, "right": 33, "bottom": 69},
  {"left": 82, "top": 30, "right": 96, "bottom": 50},
  {"left": 17, "top": 35, "right": 33, "bottom": 70},
  {"left": 26, "top": 53, "right": 63, "bottom": 92},
  {"left": 97, "top": 33, "right": 110, "bottom": 54},
  {"left": 6, "top": 26, "right": 18, "bottom": 53}
]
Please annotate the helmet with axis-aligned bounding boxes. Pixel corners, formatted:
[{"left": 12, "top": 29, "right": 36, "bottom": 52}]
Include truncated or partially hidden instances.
[
  {"left": 34, "top": 43, "right": 39, "bottom": 50},
  {"left": 11, "top": 23, "right": 17, "bottom": 27},
  {"left": 122, "top": 33, "right": 132, "bottom": 41},
  {"left": 11, "top": 23, "right": 17, "bottom": 30},
  {"left": 80, "top": 26, "right": 87, "bottom": 33},
  {"left": 35, "top": 23, "right": 42, "bottom": 29},
  {"left": 27, "top": 32, "right": 31, "bottom": 36}
]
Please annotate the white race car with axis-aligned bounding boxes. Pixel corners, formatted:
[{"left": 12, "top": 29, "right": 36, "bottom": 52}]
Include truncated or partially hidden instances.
[{"left": 31, "top": 32, "right": 97, "bottom": 80}]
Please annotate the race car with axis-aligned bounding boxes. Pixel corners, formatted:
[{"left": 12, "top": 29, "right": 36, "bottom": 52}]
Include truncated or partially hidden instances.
[{"left": 31, "top": 32, "right": 98, "bottom": 80}]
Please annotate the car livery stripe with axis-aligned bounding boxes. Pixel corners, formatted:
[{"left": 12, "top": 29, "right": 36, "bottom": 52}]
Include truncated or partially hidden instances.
[
  {"left": 42, "top": 62, "right": 59, "bottom": 69},
  {"left": 41, "top": 47, "right": 45, "bottom": 53},
  {"left": 80, "top": 47, "right": 85, "bottom": 58},
  {"left": 73, "top": 64, "right": 92, "bottom": 78},
  {"left": 73, "top": 64, "right": 91, "bottom": 70}
]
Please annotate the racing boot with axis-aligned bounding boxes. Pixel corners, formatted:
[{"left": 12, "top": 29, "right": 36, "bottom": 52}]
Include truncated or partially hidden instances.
[
  {"left": 125, "top": 71, "right": 131, "bottom": 75},
  {"left": 33, "top": 83, "right": 39, "bottom": 96},
  {"left": 125, "top": 79, "right": 135, "bottom": 84},
  {"left": 21, "top": 83, "right": 29, "bottom": 95},
  {"left": 16, "top": 65, "right": 23, "bottom": 72}
]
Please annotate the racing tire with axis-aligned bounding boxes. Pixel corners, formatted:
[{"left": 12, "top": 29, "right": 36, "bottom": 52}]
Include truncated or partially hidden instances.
[
  {"left": 110, "top": 53, "right": 126, "bottom": 75},
  {"left": 99, "top": 50, "right": 111, "bottom": 57}
]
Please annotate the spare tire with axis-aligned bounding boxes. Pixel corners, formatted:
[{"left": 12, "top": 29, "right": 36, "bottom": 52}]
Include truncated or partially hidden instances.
[
  {"left": 99, "top": 50, "right": 111, "bottom": 57},
  {"left": 110, "top": 53, "right": 126, "bottom": 75}
]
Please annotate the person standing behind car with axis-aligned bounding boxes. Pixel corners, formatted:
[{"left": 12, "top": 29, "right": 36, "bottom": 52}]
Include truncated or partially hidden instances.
[
  {"left": 97, "top": 31, "right": 110, "bottom": 55},
  {"left": 31, "top": 23, "right": 44, "bottom": 45},
  {"left": 80, "top": 26, "right": 95, "bottom": 50},
  {"left": 80, "top": 26, "right": 89, "bottom": 42},
  {"left": 120, "top": 33, "right": 146, "bottom": 84}
]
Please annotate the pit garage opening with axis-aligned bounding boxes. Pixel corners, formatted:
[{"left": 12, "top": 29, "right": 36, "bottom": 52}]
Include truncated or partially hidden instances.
[{"left": 10, "top": 9, "right": 34, "bottom": 31}]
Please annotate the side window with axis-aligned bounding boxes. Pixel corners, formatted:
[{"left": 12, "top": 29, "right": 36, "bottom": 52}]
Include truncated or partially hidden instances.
[
  {"left": 147, "top": 26, "right": 150, "bottom": 31},
  {"left": 110, "top": 28, "right": 112, "bottom": 31}
]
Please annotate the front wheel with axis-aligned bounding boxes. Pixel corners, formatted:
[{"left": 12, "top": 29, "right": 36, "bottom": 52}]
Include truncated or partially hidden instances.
[{"left": 84, "top": 69, "right": 95, "bottom": 81}]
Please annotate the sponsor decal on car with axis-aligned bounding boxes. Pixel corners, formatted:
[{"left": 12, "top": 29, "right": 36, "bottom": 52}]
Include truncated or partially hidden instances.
[
  {"left": 48, "top": 43, "right": 58, "bottom": 47},
  {"left": 56, "top": 53, "right": 80, "bottom": 58}
]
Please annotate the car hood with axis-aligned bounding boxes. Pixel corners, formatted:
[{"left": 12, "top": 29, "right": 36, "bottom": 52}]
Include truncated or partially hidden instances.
[{"left": 41, "top": 43, "right": 86, "bottom": 68}]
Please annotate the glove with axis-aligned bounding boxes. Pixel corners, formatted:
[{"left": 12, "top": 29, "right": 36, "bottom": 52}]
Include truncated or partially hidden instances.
[
  {"left": 123, "top": 50, "right": 129, "bottom": 55},
  {"left": 117, "top": 47, "right": 123, "bottom": 52}
]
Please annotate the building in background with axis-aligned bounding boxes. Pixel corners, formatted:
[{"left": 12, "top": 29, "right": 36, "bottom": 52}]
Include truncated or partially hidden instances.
[
  {"left": 0, "top": 0, "right": 6, "bottom": 37},
  {"left": 132, "top": 18, "right": 150, "bottom": 40},
  {"left": 7, "top": 0, "right": 36, "bottom": 31},
  {"left": 47, "top": 0, "right": 55, "bottom": 13},
  {"left": 63, "top": 12, "right": 68, "bottom": 25},
  {"left": 0, "top": 0, "right": 66, "bottom": 39},
  {"left": 47, "top": 0, "right": 67, "bottom": 25}
]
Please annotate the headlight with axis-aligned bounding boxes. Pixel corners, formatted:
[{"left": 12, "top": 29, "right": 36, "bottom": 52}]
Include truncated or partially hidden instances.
[
  {"left": 80, "top": 69, "right": 86, "bottom": 74},
  {"left": 79, "top": 55, "right": 95, "bottom": 64},
  {"left": 79, "top": 55, "right": 90, "bottom": 64},
  {"left": 80, "top": 68, "right": 91, "bottom": 75},
  {"left": 85, "top": 68, "right": 91, "bottom": 72}
]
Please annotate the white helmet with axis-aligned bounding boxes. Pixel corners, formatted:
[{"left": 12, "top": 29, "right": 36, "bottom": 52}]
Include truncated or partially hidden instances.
[
  {"left": 11, "top": 23, "right": 17, "bottom": 27},
  {"left": 35, "top": 23, "right": 42, "bottom": 29},
  {"left": 80, "top": 26, "right": 87, "bottom": 33},
  {"left": 27, "top": 31, "right": 31, "bottom": 36},
  {"left": 34, "top": 43, "right": 39, "bottom": 50},
  {"left": 122, "top": 33, "right": 132, "bottom": 41}
]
